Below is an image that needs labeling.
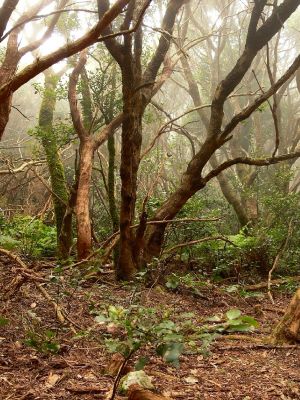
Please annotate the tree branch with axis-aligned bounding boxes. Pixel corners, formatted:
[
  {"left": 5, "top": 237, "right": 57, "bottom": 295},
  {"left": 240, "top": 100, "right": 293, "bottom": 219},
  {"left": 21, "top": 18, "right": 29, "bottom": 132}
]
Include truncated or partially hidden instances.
[
  {"left": 68, "top": 50, "right": 89, "bottom": 140},
  {"left": 204, "top": 151, "right": 300, "bottom": 184},
  {"left": 0, "top": 0, "right": 131, "bottom": 100},
  {"left": 220, "top": 54, "right": 300, "bottom": 141}
]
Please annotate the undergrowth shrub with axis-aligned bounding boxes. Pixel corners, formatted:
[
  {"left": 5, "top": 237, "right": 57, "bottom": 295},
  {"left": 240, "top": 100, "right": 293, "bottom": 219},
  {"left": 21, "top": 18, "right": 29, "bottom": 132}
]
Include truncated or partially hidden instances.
[{"left": 0, "top": 215, "right": 56, "bottom": 258}]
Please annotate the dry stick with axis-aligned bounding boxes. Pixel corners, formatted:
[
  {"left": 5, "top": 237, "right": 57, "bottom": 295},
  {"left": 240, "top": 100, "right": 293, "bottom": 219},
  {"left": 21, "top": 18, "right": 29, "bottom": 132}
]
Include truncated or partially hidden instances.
[
  {"left": 0, "top": 247, "right": 77, "bottom": 332},
  {"left": 0, "top": 247, "right": 47, "bottom": 282},
  {"left": 267, "top": 219, "right": 293, "bottom": 303},
  {"left": 0, "top": 159, "right": 46, "bottom": 175},
  {"left": 30, "top": 166, "right": 68, "bottom": 207},
  {"left": 110, "top": 350, "right": 134, "bottom": 400},
  {"left": 244, "top": 276, "right": 300, "bottom": 291}
]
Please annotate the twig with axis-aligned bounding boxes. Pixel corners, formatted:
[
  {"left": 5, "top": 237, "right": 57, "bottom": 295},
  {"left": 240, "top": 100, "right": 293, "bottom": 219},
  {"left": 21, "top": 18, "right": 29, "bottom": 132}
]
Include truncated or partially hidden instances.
[
  {"left": 110, "top": 350, "right": 134, "bottom": 400},
  {"left": 244, "top": 276, "right": 300, "bottom": 291},
  {"left": 0, "top": 247, "right": 77, "bottom": 332}
]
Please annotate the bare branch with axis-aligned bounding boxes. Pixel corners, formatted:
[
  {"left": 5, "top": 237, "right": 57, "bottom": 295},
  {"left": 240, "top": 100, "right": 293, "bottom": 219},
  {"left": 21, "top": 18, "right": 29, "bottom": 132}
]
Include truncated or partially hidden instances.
[
  {"left": 0, "top": 0, "right": 131, "bottom": 100},
  {"left": 220, "top": 54, "right": 300, "bottom": 142},
  {"left": 0, "top": 0, "right": 19, "bottom": 39},
  {"left": 204, "top": 151, "right": 300, "bottom": 184},
  {"left": 68, "top": 50, "right": 89, "bottom": 140}
]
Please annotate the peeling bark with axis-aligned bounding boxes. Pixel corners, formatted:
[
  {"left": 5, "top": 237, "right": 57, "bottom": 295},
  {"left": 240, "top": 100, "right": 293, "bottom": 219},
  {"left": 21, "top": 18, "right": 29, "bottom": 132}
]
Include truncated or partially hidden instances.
[{"left": 76, "top": 138, "right": 94, "bottom": 260}]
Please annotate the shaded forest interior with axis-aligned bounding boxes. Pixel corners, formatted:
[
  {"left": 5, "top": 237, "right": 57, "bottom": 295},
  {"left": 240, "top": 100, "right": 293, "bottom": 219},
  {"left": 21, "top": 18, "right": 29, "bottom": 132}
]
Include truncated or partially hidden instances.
[{"left": 0, "top": 0, "right": 300, "bottom": 399}]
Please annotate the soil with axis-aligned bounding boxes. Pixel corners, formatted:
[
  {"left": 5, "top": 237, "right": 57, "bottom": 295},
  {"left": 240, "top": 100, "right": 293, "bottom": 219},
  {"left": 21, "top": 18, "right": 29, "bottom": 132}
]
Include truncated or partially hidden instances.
[{"left": 1, "top": 254, "right": 299, "bottom": 400}]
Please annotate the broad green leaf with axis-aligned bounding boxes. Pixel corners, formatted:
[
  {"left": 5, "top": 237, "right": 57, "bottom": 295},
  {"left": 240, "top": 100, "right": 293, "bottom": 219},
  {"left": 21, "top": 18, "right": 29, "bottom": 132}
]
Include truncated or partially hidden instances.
[
  {"left": 226, "top": 309, "right": 241, "bottom": 320},
  {"left": 163, "top": 342, "right": 184, "bottom": 367},
  {"left": 135, "top": 356, "right": 149, "bottom": 371},
  {"left": 241, "top": 316, "right": 259, "bottom": 328}
]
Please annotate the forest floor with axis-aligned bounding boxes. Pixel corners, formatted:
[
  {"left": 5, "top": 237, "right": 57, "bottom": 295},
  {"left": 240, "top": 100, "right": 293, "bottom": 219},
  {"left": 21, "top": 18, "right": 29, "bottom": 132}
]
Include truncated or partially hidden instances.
[{"left": 0, "top": 254, "right": 300, "bottom": 400}]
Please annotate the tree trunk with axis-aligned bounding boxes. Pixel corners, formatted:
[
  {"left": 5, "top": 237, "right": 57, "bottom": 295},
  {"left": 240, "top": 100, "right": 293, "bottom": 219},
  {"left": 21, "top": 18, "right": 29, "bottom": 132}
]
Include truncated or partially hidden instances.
[
  {"left": 0, "top": 31, "right": 20, "bottom": 140},
  {"left": 39, "top": 72, "right": 72, "bottom": 259},
  {"left": 107, "top": 134, "right": 120, "bottom": 264},
  {"left": 117, "top": 92, "right": 142, "bottom": 280},
  {"left": 143, "top": 181, "right": 202, "bottom": 262},
  {"left": 271, "top": 288, "right": 300, "bottom": 344},
  {"left": 76, "top": 138, "right": 94, "bottom": 260}
]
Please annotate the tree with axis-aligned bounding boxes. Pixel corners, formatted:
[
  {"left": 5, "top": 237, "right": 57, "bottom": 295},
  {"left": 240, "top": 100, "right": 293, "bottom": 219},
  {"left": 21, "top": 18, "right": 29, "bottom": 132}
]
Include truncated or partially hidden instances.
[
  {"left": 142, "top": 0, "right": 300, "bottom": 263},
  {"left": 36, "top": 69, "right": 72, "bottom": 259},
  {"left": 68, "top": 50, "right": 123, "bottom": 260},
  {"left": 0, "top": 0, "right": 132, "bottom": 140},
  {"left": 100, "top": 0, "right": 188, "bottom": 279},
  {"left": 271, "top": 288, "right": 300, "bottom": 343}
]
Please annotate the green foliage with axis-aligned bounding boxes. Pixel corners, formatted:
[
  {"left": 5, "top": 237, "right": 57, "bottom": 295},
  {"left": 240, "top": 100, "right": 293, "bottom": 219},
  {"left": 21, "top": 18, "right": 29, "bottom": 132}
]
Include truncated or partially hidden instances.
[
  {"left": 204, "top": 309, "right": 259, "bottom": 333},
  {"left": 1, "top": 216, "right": 56, "bottom": 258},
  {"left": 94, "top": 304, "right": 192, "bottom": 367},
  {"left": 24, "top": 329, "right": 60, "bottom": 354},
  {"left": 28, "top": 121, "right": 75, "bottom": 148},
  {"left": 93, "top": 303, "right": 258, "bottom": 368},
  {"left": 165, "top": 273, "right": 207, "bottom": 296},
  {"left": 0, "top": 234, "right": 20, "bottom": 250},
  {"left": 0, "top": 316, "right": 9, "bottom": 327}
]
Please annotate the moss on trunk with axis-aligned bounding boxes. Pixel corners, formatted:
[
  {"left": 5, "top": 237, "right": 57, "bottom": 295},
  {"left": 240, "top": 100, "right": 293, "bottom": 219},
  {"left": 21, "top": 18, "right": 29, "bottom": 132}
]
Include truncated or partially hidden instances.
[{"left": 38, "top": 73, "right": 72, "bottom": 259}]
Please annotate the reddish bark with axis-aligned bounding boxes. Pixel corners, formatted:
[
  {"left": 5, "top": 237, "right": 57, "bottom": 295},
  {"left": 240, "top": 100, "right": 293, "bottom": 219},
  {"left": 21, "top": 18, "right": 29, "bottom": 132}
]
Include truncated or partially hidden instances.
[
  {"left": 76, "top": 138, "right": 94, "bottom": 260},
  {"left": 128, "top": 385, "right": 171, "bottom": 400}
]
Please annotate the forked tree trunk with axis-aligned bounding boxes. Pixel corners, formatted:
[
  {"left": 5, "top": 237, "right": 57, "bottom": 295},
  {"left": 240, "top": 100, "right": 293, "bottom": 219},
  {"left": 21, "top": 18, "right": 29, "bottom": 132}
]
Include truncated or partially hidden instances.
[
  {"left": 143, "top": 0, "right": 300, "bottom": 264},
  {"left": 76, "top": 138, "right": 94, "bottom": 260},
  {"left": 271, "top": 288, "right": 300, "bottom": 344}
]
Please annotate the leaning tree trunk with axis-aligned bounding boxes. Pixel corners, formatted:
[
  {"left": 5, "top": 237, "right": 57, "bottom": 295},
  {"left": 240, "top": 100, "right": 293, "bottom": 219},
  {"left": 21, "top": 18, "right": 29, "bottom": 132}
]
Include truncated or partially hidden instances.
[
  {"left": 39, "top": 72, "right": 72, "bottom": 259},
  {"left": 270, "top": 288, "right": 300, "bottom": 344},
  {"left": 76, "top": 138, "right": 94, "bottom": 260}
]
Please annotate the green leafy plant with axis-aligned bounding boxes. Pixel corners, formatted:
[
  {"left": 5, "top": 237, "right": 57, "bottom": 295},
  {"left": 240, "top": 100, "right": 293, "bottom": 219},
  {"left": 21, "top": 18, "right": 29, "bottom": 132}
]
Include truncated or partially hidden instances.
[
  {"left": 94, "top": 305, "right": 195, "bottom": 368},
  {"left": 24, "top": 329, "right": 60, "bottom": 354},
  {"left": 165, "top": 273, "right": 207, "bottom": 297},
  {"left": 0, "top": 316, "right": 9, "bottom": 327},
  {"left": 94, "top": 304, "right": 259, "bottom": 372},
  {"left": 205, "top": 309, "right": 259, "bottom": 333},
  {"left": 1, "top": 216, "right": 56, "bottom": 258}
]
